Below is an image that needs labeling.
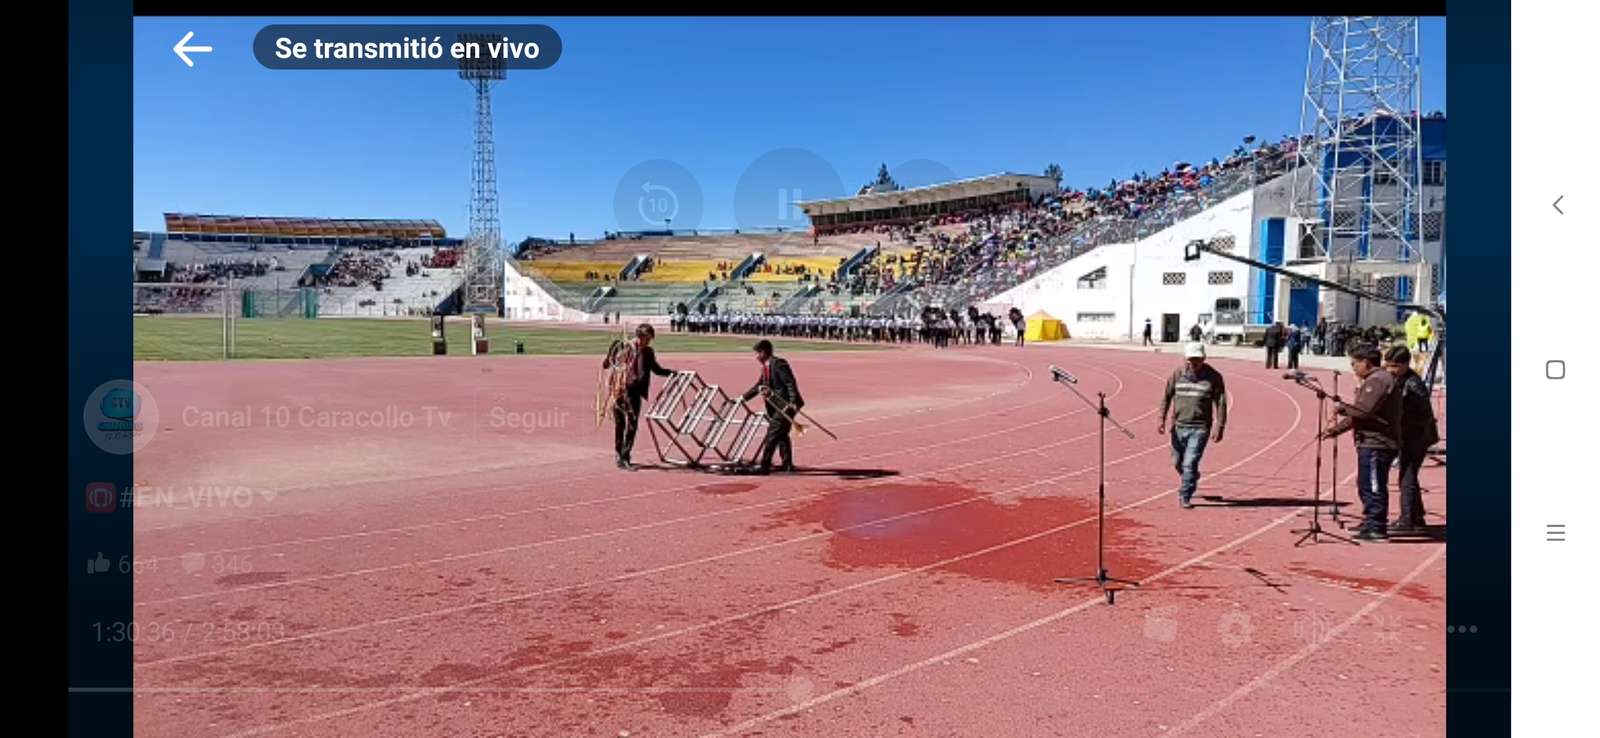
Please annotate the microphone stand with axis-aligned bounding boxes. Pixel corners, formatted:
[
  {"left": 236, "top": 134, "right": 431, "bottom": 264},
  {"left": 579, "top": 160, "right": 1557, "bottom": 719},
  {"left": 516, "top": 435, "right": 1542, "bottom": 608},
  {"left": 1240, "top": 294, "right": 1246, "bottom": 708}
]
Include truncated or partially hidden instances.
[
  {"left": 1328, "top": 371, "right": 1347, "bottom": 529},
  {"left": 1287, "top": 372, "right": 1358, "bottom": 547},
  {"left": 1050, "top": 370, "right": 1139, "bottom": 604}
]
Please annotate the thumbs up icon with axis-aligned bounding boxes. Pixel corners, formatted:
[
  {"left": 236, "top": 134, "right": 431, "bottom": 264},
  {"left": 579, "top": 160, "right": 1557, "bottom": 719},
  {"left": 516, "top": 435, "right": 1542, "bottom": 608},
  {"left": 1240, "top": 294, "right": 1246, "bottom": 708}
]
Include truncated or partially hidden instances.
[{"left": 88, "top": 552, "right": 110, "bottom": 575}]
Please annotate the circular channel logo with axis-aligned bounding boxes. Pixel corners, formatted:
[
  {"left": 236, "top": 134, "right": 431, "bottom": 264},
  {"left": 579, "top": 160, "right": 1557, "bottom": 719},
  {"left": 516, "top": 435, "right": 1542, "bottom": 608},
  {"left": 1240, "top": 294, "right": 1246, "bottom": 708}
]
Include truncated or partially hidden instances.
[{"left": 83, "top": 380, "right": 160, "bottom": 455}]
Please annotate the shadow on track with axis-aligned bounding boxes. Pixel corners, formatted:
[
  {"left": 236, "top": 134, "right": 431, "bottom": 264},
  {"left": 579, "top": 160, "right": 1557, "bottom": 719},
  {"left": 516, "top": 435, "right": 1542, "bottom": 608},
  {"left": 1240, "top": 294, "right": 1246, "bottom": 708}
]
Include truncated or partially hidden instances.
[
  {"left": 737, "top": 467, "right": 901, "bottom": 480},
  {"left": 1194, "top": 496, "right": 1353, "bottom": 509},
  {"left": 633, "top": 464, "right": 899, "bottom": 480},
  {"left": 1384, "top": 525, "right": 1447, "bottom": 543}
]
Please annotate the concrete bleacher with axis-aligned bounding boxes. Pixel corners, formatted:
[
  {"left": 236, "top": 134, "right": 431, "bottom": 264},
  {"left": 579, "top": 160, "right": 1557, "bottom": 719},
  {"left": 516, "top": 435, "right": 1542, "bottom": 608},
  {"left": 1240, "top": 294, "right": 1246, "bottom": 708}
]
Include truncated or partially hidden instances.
[
  {"left": 739, "top": 256, "right": 841, "bottom": 283},
  {"left": 525, "top": 260, "right": 631, "bottom": 283},
  {"left": 527, "top": 230, "right": 875, "bottom": 266},
  {"left": 136, "top": 237, "right": 315, "bottom": 314},
  {"left": 631, "top": 259, "right": 725, "bottom": 284},
  {"left": 136, "top": 236, "right": 464, "bottom": 317},
  {"left": 505, "top": 225, "right": 959, "bottom": 319},
  {"left": 518, "top": 232, "right": 925, "bottom": 320},
  {"left": 587, "top": 282, "right": 707, "bottom": 316},
  {"left": 512, "top": 229, "right": 886, "bottom": 318},
  {"left": 316, "top": 247, "right": 464, "bottom": 317},
  {"left": 157, "top": 239, "right": 334, "bottom": 292}
]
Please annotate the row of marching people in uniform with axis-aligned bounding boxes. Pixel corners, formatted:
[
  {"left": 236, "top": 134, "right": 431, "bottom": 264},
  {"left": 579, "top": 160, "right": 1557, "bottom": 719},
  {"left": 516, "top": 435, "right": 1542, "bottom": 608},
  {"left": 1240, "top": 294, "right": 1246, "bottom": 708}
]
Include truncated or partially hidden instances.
[
  {"left": 673, "top": 312, "right": 922, "bottom": 343},
  {"left": 918, "top": 306, "right": 1029, "bottom": 348},
  {"left": 668, "top": 306, "right": 1033, "bottom": 348}
]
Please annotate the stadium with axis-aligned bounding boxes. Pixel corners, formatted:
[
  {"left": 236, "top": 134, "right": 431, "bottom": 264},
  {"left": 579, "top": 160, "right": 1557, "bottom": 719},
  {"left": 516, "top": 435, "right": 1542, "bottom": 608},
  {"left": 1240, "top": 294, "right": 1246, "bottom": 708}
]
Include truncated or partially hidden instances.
[
  {"left": 134, "top": 121, "right": 1446, "bottom": 344},
  {"left": 129, "top": 16, "right": 1447, "bottom": 738}
]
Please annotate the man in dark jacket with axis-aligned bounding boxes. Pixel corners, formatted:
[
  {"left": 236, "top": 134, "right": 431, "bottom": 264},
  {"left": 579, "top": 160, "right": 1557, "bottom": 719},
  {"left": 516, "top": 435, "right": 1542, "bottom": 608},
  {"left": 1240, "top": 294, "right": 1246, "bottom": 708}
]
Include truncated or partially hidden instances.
[
  {"left": 1264, "top": 321, "right": 1284, "bottom": 368},
  {"left": 1321, "top": 344, "right": 1403, "bottom": 540},
  {"left": 741, "top": 340, "right": 804, "bottom": 473},
  {"left": 1286, "top": 326, "right": 1303, "bottom": 370},
  {"left": 602, "top": 324, "right": 676, "bottom": 471},
  {"left": 1384, "top": 346, "right": 1438, "bottom": 533}
]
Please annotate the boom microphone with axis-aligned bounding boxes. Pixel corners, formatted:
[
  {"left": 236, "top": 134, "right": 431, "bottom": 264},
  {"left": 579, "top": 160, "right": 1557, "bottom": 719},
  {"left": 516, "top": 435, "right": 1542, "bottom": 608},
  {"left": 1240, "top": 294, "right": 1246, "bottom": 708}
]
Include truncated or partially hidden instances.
[{"left": 1049, "top": 365, "right": 1078, "bottom": 384}]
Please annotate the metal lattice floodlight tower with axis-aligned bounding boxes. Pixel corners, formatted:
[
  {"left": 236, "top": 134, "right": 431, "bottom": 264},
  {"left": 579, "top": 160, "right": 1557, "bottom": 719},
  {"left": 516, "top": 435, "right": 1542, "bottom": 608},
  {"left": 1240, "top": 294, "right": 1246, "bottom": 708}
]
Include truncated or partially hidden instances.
[
  {"left": 1290, "top": 16, "right": 1430, "bottom": 305},
  {"left": 459, "top": 33, "right": 507, "bottom": 314}
]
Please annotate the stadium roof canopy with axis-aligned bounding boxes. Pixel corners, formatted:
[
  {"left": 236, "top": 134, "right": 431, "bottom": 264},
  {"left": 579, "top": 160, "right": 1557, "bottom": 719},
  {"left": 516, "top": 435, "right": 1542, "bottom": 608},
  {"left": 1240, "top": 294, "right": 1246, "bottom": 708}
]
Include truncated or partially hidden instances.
[
  {"left": 163, "top": 213, "right": 446, "bottom": 239},
  {"left": 796, "top": 173, "right": 1059, "bottom": 218}
]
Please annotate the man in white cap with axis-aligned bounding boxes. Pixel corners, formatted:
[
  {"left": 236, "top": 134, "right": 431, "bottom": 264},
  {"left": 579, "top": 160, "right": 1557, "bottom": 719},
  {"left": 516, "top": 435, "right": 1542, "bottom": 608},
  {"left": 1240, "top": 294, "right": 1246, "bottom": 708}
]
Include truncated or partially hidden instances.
[{"left": 1156, "top": 341, "right": 1229, "bottom": 508}]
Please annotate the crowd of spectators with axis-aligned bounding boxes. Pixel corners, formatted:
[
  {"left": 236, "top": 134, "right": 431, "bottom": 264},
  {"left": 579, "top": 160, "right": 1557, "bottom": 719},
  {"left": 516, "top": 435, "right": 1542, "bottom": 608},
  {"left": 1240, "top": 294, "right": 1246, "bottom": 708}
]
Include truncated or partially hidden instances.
[
  {"left": 420, "top": 247, "right": 459, "bottom": 269},
  {"left": 921, "top": 136, "right": 1300, "bottom": 297},
  {"left": 824, "top": 249, "right": 899, "bottom": 298},
  {"left": 137, "top": 256, "right": 277, "bottom": 311},
  {"left": 133, "top": 285, "right": 219, "bottom": 313},
  {"left": 782, "top": 132, "right": 1305, "bottom": 310},
  {"left": 164, "top": 256, "right": 280, "bottom": 285},
  {"left": 319, "top": 248, "right": 460, "bottom": 291},
  {"left": 323, "top": 250, "right": 395, "bottom": 289}
]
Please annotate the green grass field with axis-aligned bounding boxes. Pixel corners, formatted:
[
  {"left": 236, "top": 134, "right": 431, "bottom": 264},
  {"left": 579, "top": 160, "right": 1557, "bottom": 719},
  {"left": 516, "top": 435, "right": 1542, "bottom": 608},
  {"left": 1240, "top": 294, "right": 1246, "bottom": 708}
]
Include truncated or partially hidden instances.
[{"left": 134, "top": 316, "right": 880, "bottom": 361}]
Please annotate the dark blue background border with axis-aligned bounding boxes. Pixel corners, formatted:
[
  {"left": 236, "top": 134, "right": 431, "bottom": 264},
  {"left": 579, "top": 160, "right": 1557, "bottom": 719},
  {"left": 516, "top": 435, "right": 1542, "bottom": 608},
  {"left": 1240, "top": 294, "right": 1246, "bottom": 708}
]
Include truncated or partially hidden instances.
[
  {"left": 1444, "top": 0, "right": 1510, "bottom": 734},
  {"left": 69, "top": 4, "right": 1507, "bottom": 736},
  {"left": 68, "top": 1, "right": 133, "bottom": 736}
]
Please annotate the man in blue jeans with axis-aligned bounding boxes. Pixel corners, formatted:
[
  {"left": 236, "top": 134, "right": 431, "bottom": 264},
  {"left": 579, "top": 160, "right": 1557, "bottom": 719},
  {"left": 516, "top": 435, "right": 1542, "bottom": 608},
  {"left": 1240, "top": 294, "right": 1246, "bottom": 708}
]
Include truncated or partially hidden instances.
[
  {"left": 1157, "top": 342, "right": 1228, "bottom": 509},
  {"left": 1321, "top": 344, "right": 1403, "bottom": 541}
]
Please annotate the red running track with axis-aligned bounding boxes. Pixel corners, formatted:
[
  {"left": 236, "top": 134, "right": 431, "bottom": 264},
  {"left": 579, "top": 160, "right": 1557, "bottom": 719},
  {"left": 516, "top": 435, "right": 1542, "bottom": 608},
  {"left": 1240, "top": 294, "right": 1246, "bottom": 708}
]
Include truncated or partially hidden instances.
[{"left": 131, "top": 343, "right": 1445, "bottom": 737}]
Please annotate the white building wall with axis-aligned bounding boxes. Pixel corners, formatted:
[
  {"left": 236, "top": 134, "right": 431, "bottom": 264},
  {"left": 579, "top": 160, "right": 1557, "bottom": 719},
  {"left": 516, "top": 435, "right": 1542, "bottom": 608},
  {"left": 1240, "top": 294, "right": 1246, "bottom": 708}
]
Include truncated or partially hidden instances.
[
  {"left": 1006, "top": 167, "right": 1449, "bottom": 336},
  {"left": 986, "top": 241, "right": 1135, "bottom": 340},
  {"left": 988, "top": 188, "right": 1256, "bottom": 341},
  {"left": 503, "top": 261, "right": 599, "bottom": 323}
]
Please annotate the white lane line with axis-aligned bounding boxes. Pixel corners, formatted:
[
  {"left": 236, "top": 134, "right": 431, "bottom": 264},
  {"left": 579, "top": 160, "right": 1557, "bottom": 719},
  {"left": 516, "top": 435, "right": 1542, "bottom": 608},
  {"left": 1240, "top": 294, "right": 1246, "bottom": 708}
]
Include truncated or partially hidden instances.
[
  {"left": 133, "top": 366, "right": 1129, "bottom": 607},
  {"left": 133, "top": 358, "right": 1044, "bottom": 559},
  {"left": 703, "top": 508, "right": 1311, "bottom": 737},
  {"left": 1166, "top": 544, "right": 1447, "bottom": 736},
  {"left": 136, "top": 353, "right": 1037, "bottom": 533},
  {"left": 211, "top": 370, "right": 1302, "bottom": 736},
  {"left": 138, "top": 369, "right": 1158, "bottom": 663},
  {"left": 697, "top": 379, "right": 1308, "bottom": 737}
]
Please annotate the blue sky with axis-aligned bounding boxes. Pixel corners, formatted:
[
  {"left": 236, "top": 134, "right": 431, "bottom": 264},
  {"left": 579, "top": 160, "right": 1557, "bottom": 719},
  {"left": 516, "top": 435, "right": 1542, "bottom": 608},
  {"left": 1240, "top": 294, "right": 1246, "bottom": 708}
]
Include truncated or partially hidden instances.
[{"left": 134, "top": 17, "right": 1446, "bottom": 240}]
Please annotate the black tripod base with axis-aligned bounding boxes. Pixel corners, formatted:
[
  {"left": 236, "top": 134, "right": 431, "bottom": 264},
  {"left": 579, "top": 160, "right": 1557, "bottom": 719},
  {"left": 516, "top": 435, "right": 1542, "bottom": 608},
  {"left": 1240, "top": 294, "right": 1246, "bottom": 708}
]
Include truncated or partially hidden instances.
[
  {"left": 1291, "top": 519, "right": 1359, "bottom": 547},
  {"left": 1055, "top": 570, "right": 1141, "bottom": 604}
]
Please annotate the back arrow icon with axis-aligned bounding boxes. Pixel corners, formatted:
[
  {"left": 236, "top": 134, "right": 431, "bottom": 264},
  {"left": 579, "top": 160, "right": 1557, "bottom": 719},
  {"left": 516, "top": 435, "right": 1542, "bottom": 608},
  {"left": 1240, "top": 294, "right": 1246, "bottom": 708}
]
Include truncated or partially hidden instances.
[
  {"left": 173, "top": 31, "right": 213, "bottom": 68},
  {"left": 1553, "top": 196, "right": 1564, "bottom": 214}
]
